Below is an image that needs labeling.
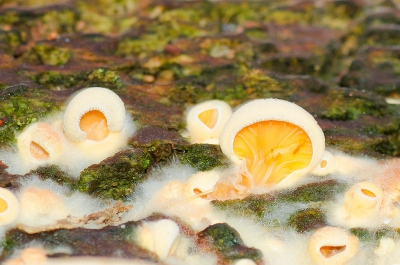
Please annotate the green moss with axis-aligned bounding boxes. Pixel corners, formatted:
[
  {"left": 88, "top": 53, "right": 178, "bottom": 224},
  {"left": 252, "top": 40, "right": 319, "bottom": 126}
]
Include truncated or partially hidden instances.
[
  {"left": 0, "top": 85, "right": 60, "bottom": 146},
  {"left": 212, "top": 194, "right": 275, "bottom": 222},
  {"left": 86, "top": 68, "right": 123, "bottom": 90},
  {"left": 241, "top": 69, "right": 287, "bottom": 99},
  {"left": 30, "top": 165, "right": 77, "bottom": 189},
  {"left": 321, "top": 88, "right": 388, "bottom": 120},
  {"left": 198, "top": 223, "right": 263, "bottom": 261},
  {"left": 33, "top": 45, "right": 71, "bottom": 66},
  {"left": 277, "top": 180, "right": 347, "bottom": 203},
  {"left": 266, "top": 10, "right": 311, "bottom": 25},
  {"left": 350, "top": 228, "right": 400, "bottom": 243},
  {"left": 77, "top": 148, "right": 152, "bottom": 200},
  {"left": 0, "top": 30, "right": 23, "bottom": 54},
  {"left": 288, "top": 208, "right": 327, "bottom": 233},
  {"left": 179, "top": 144, "right": 226, "bottom": 171},
  {"left": 116, "top": 35, "right": 168, "bottom": 59},
  {"left": 29, "top": 71, "right": 80, "bottom": 90}
]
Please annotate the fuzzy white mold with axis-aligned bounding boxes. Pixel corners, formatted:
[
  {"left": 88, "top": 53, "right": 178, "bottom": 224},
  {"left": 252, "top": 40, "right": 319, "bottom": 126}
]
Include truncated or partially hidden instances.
[
  {"left": 0, "top": 187, "right": 19, "bottom": 226},
  {"left": 17, "top": 122, "right": 63, "bottom": 165},
  {"left": 63, "top": 87, "right": 126, "bottom": 142},
  {"left": 308, "top": 226, "right": 358, "bottom": 265},
  {"left": 136, "top": 219, "right": 180, "bottom": 260},
  {"left": 219, "top": 98, "right": 325, "bottom": 190},
  {"left": 343, "top": 181, "right": 383, "bottom": 219},
  {"left": 186, "top": 100, "right": 232, "bottom": 144}
]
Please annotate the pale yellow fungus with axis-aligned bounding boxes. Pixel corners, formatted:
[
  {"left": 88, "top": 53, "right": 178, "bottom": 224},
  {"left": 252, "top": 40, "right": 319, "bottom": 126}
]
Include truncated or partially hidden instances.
[
  {"left": 63, "top": 87, "right": 125, "bottom": 142},
  {"left": 344, "top": 181, "right": 383, "bottom": 219},
  {"left": 0, "top": 187, "right": 20, "bottom": 226},
  {"left": 186, "top": 100, "right": 232, "bottom": 144},
  {"left": 17, "top": 122, "right": 62, "bottom": 163},
  {"left": 19, "top": 187, "right": 68, "bottom": 226},
  {"left": 182, "top": 171, "right": 220, "bottom": 205},
  {"left": 308, "top": 226, "right": 358, "bottom": 265},
  {"left": 312, "top": 150, "right": 336, "bottom": 176},
  {"left": 214, "top": 99, "right": 324, "bottom": 199},
  {"left": 136, "top": 219, "right": 180, "bottom": 260}
]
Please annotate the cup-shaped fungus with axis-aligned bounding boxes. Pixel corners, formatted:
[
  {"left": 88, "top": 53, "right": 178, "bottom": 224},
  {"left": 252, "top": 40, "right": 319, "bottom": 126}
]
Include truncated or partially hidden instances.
[
  {"left": 62, "top": 87, "right": 135, "bottom": 161},
  {"left": 0, "top": 187, "right": 19, "bottom": 226},
  {"left": 18, "top": 187, "right": 68, "bottom": 227},
  {"left": 218, "top": 99, "right": 325, "bottom": 196},
  {"left": 186, "top": 100, "right": 232, "bottom": 144},
  {"left": 63, "top": 87, "right": 125, "bottom": 142},
  {"left": 183, "top": 171, "right": 221, "bottom": 205},
  {"left": 308, "top": 226, "right": 358, "bottom": 265},
  {"left": 343, "top": 181, "right": 383, "bottom": 219},
  {"left": 136, "top": 219, "right": 180, "bottom": 260},
  {"left": 312, "top": 150, "right": 336, "bottom": 176},
  {"left": 17, "top": 122, "right": 62, "bottom": 165}
]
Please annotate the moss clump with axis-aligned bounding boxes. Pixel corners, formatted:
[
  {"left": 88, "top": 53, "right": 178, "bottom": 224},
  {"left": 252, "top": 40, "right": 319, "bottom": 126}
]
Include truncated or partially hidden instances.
[
  {"left": 288, "top": 208, "right": 327, "bottom": 233},
  {"left": 277, "top": 180, "right": 347, "bottom": 203},
  {"left": 350, "top": 228, "right": 400, "bottom": 243},
  {"left": 0, "top": 222, "right": 157, "bottom": 261},
  {"left": 77, "top": 148, "right": 152, "bottom": 200},
  {"left": 85, "top": 68, "right": 123, "bottom": 90},
  {"left": 30, "top": 71, "right": 80, "bottom": 90},
  {"left": 212, "top": 194, "right": 275, "bottom": 222},
  {"left": 0, "top": 85, "right": 60, "bottom": 146},
  {"left": 198, "top": 223, "right": 263, "bottom": 261},
  {"left": 321, "top": 88, "right": 388, "bottom": 120},
  {"left": 30, "top": 165, "right": 77, "bottom": 189},
  {"left": 116, "top": 35, "right": 168, "bottom": 59},
  {"left": 33, "top": 45, "right": 71, "bottom": 66},
  {"left": 179, "top": 144, "right": 226, "bottom": 171}
]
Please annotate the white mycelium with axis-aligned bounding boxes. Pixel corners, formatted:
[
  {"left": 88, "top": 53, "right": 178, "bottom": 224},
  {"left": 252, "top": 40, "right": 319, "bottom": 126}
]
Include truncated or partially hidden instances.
[
  {"left": 216, "top": 98, "right": 325, "bottom": 198},
  {"left": 186, "top": 99, "right": 232, "bottom": 144},
  {"left": 0, "top": 187, "right": 19, "bottom": 226},
  {"left": 308, "top": 226, "right": 358, "bottom": 265}
]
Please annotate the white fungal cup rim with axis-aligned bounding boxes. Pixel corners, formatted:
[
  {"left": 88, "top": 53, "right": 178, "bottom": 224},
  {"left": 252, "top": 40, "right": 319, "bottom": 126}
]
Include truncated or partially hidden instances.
[
  {"left": 63, "top": 87, "right": 126, "bottom": 142},
  {"left": 219, "top": 98, "right": 325, "bottom": 189}
]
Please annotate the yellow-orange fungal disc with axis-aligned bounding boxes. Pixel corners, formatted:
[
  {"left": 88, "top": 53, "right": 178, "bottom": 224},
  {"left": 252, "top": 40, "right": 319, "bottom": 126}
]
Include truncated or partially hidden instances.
[
  {"left": 63, "top": 87, "right": 125, "bottom": 142},
  {"left": 186, "top": 100, "right": 232, "bottom": 144},
  {"left": 17, "top": 122, "right": 62, "bottom": 163},
  {"left": 344, "top": 181, "right": 383, "bottom": 219},
  {"left": 308, "top": 226, "right": 358, "bottom": 265},
  {"left": 0, "top": 187, "right": 20, "bottom": 226},
  {"left": 79, "top": 110, "right": 109, "bottom": 141},
  {"left": 219, "top": 99, "right": 325, "bottom": 193}
]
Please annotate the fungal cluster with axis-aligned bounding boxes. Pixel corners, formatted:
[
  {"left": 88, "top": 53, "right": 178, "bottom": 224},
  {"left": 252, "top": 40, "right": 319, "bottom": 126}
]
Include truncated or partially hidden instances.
[{"left": 2, "top": 96, "right": 400, "bottom": 265}]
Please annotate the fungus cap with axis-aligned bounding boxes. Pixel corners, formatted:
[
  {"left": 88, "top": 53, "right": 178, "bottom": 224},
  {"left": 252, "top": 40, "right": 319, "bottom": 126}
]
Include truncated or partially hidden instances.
[
  {"left": 344, "top": 181, "right": 383, "bottom": 219},
  {"left": 219, "top": 98, "right": 325, "bottom": 189},
  {"left": 312, "top": 150, "right": 336, "bottom": 176},
  {"left": 308, "top": 226, "right": 358, "bottom": 265},
  {"left": 186, "top": 100, "right": 232, "bottom": 144},
  {"left": 183, "top": 171, "right": 221, "bottom": 205},
  {"left": 17, "top": 122, "right": 62, "bottom": 163},
  {"left": 63, "top": 87, "right": 126, "bottom": 142},
  {"left": 0, "top": 187, "right": 20, "bottom": 226}
]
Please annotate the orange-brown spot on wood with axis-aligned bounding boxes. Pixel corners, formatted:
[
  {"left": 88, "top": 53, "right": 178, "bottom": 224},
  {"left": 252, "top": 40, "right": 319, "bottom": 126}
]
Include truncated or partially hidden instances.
[{"left": 79, "top": 110, "right": 109, "bottom": 141}]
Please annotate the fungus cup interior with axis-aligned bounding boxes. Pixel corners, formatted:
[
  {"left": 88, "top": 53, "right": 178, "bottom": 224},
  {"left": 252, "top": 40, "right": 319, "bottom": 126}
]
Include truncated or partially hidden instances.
[
  {"left": 198, "top": 108, "right": 218, "bottom": 129},
  {"left": 234, "top": 120, "right": 312, "bottom": 186},
  {"left": 361, "top": 189, "right": 376, "bottom": 197},
  {"left": 320, "top": 245, "right": 346, "bottom": 258},
  {"left": 210, "top": 120, "right": 313, "bottom": 200},
  {"left": 79, "top": 110, "right": 109, "bottom": 141},
  {"left": 29, "top": 141, "right": 49, "bottom": 160},
  {"left": 0, "top": 197, "right": 8, "bottom": 214}
]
